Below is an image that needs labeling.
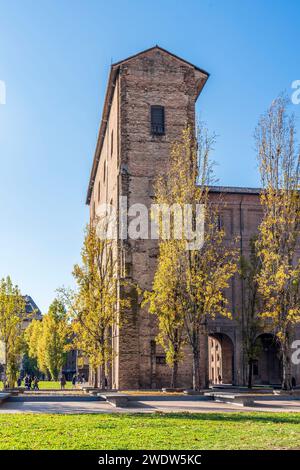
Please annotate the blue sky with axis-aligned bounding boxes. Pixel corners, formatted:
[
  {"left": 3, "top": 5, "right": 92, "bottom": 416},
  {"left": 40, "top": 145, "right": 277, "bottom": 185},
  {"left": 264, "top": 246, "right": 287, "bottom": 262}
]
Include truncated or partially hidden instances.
[{"left": 0, "top": 0, "right": 299, "bottom": 312}]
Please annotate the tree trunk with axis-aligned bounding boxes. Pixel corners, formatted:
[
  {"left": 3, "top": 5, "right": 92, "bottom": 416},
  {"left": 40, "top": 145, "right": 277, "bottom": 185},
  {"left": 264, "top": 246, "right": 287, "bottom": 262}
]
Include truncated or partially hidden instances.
[
  {"left": 282, "top": 342, "right": 292, "bottom": 390},
  {"left": 248, "top": 360, "right": 253, "bottom": 389},
  {"left": 93, "top": 367, "right": 98, "bottom": 388},
  {"left": 99, "top": 364, "right": 106, "bottom": 390},
  {"left": 171, "top": 359, "right": 178, "bottom": 389},
  {"left": 170, "top": 338, "right": 179, "bottom": 389},
  {"left": 3, "top": 343, "right": 8, "bottom": 388},
  {"left": 192, "top": 347, "right": 201, "bottom": 391}
]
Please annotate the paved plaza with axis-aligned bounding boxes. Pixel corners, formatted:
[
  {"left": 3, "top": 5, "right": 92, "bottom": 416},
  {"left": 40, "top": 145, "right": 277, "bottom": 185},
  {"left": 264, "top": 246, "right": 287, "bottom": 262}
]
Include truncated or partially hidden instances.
[{"left": 1, "top": 392, "right": 300, "bottom": 414}]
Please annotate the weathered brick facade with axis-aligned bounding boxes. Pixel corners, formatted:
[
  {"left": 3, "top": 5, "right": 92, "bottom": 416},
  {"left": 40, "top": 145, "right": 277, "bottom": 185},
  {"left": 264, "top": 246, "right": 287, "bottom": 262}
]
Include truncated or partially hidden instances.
[{"left": 86, "top": 47, "right": 300, "bottom": 389}]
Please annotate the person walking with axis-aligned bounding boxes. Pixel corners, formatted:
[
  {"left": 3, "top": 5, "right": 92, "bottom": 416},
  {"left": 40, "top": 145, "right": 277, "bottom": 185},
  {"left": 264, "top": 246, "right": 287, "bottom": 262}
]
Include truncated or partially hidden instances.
[
  {"left": 24, "top": 374, "right": 30, "bottom": 390},
  {"left": 33, "top": 377, "right": 39, "bottom": 391},
  {"left": 60, "top": 374, "right": 66, "bottom": 390},
  {"left": 71, "top": 374, "right": 76, "bottom": 389}
]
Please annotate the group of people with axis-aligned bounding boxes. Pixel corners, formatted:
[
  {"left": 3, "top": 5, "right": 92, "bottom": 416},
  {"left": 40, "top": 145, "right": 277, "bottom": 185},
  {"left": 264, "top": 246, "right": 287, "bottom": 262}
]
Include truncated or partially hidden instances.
[
  {"left": 12, "top": 372, "right": 87, "bottom": 391},
  {"left": 18, "top": 374, "right": 39, "bottom": 391},
  {"left": 71, "top": 373, "right": 86, "bottom": 388}
]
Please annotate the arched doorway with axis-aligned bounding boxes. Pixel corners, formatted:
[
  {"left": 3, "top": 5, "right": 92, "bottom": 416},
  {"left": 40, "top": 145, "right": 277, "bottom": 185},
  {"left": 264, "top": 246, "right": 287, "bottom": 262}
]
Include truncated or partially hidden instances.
[
  {"left": 253, "top": 334, "right": 282, "bottom": 385},
  {"left": 208, "top": 333, "right": 234, "bottom": 385}
]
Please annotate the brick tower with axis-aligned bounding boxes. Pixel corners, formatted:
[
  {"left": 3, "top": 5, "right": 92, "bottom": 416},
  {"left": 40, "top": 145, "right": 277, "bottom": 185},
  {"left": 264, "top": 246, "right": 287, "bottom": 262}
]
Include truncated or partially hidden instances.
[{"left": 86, "top": 46, "right": 209, "bottom": 389}]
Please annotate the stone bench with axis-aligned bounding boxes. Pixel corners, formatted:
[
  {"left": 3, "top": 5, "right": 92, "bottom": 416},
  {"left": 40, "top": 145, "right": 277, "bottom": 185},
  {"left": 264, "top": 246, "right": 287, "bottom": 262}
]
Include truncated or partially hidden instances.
[
  {"left": 273, "top": 389, "right": 300, "bottom": 397},
  {"left": 99, "top": 393, "right": 129, "bottom": 407},
  {"left": 82, "top": 387, "right": 102, "bottom": 394},
  {"left": 204, "top": 392, "right": 255, "bottom": 407},
  {"left": 184, "top": 390, "right": 205, "bottom": 396},
  {"left": 3, "top": 388, "right": 20, "bottom": 396},
  {"left": 0, "top": 392, "right": 11, "bottom": 403}
]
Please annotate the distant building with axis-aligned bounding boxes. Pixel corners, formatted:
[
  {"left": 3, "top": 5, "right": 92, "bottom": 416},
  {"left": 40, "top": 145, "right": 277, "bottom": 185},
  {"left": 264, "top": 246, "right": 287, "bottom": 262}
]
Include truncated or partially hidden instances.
[
  {"left": 22, "top": 295, "right": 42, "bottom": 329},
  {"left": 62, "top": 349, "right": 77, "bottom": 381}
]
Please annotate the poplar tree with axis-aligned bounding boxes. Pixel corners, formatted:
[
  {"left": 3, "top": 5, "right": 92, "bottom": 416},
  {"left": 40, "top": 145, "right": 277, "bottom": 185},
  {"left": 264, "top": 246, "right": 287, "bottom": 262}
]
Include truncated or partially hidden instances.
[
  {"left": 25, "top": 300, "right": 70, "bottom": 380},
  {"left": 240, "top": 237, "right": 263, "bottom": 388},
  {"left": 0, "top": 276, "right": 26, "bottom": 388},
  {"left": 42, "top": 300, "right": 70, "bottom": 380},
  {"left": 65, "top": 223, "right": 130, "bottom": 388},
  {"left": 255, "top": 95, "right": 300, "bottom": 390},
  {"left": 144, "top": 240, "right": 186, "bottom": 388},
  {"left": 25, "top": 319, "right": 47, "bottom": 376},
  {"left": 150, "top": 126, "right": 238, "bottom": 390}
]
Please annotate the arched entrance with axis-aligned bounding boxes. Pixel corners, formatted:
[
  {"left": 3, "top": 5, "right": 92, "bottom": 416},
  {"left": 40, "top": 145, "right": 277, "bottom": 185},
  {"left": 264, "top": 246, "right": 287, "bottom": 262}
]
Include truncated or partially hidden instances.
[
  {"left": 208, "top": 333, "right": 234, "bottom": 385},
  {"left": 253, "top": 334, "right": 282, "bottom": 385}
]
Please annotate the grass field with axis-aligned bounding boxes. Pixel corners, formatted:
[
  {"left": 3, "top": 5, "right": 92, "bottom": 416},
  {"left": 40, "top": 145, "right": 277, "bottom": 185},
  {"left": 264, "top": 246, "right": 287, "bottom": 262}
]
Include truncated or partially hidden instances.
[
  {"left": 18, "top": 381, "right": 73, "bottom": 390},
  {"left": 0, "top": 413, "right": 299, "bottom": 450}
]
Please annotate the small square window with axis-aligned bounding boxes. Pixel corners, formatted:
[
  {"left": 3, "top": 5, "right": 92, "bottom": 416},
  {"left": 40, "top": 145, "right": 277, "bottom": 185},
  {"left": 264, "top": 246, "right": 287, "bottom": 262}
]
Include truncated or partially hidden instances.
[
  {"left": 151, "top": 105, "right": 165, "bottom": 135},
  {"left": 156, "top": 355, "right": 166, "bottom": 365}
]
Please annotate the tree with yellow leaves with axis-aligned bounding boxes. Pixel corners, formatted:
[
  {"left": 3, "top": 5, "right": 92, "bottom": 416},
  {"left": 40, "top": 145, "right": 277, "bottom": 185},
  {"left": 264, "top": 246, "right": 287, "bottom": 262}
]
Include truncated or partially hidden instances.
[
  {"left": 42, "top": 300, "right": 70, "bottom": 380},
  {"left": 240, "top": 237, "right": 264, "bottom": 388},
  {"left": 25, "top": 319, "right": 45, "bottom": 375},
  {"left": 150, "top": 126, "right": 238, "bottom": 390},
  {"left": 0, "top": 276, "right": 26, "bottom": 388},
  {"left": 144, "top": 240, "right": 186, "bottom": 388},
  {"left": 255, "top": 96, "right": 300, "bottom": 390},
  {"left": 61, "top": 223, "right": 130, "bottom": 389},
  {"left": 25, "top": 299, "right": 70, "bottom": 380},
  {"left": 184, "top": 210, "right": 238, "bottom": 390}
]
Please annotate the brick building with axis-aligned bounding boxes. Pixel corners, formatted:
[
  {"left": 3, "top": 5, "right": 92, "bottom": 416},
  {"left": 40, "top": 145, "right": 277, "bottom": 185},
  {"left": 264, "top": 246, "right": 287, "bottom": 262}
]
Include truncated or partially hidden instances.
[{"left": 86, "top": 46, "right": 300, "bottom": 389}]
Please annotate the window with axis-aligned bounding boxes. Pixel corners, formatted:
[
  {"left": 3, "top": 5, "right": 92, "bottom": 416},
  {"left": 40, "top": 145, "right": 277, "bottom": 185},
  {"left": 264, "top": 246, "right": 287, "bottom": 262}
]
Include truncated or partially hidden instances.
[
  {"left": 111, "top": 130, "right": 113, "bottom": 157},
  {"left": 151, "top": 105, "right": 165, "bottom": 135},
  {"left": 98, "top": 181, "right": 100, "bottom": 202},
  {"left": 156, "top": 356, "right": 166, "bottom": 365},
  {"left": 253, "top": 360, "right": 259, "bottom": 376},
  {"left": 217, "top": 214, "right": 223, "bottom": 231},
  {"left": 103, "top": 160, "right": 106, "bottom": 183}
]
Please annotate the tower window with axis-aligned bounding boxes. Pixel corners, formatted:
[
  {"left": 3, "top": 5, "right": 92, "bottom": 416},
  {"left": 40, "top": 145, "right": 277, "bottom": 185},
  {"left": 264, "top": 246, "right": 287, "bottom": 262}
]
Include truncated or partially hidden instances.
[
  {"left": 156, "top": 355, "right": 166, "bottom": 365},
  {"left": 151, "top": 105, "right": 165, "bottom": 135}
]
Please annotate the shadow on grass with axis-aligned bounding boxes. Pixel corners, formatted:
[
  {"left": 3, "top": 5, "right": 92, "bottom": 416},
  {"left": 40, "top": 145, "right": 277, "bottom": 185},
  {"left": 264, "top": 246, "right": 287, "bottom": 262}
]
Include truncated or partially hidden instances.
[{"left": 109, "top": 412, "right": 300, "bottom": 425}]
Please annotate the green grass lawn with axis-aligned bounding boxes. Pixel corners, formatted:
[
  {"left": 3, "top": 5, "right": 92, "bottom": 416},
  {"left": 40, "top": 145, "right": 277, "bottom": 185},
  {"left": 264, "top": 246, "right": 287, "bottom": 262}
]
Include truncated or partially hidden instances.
[
  {"left": 19, "top": 381, "right": 72, "bottom": 390},
  {"left": 37, "top": 381, "right": 72, "bottom": 390},
  {"left": 0, "top": 413, "right": 299, "bottom": 450}
]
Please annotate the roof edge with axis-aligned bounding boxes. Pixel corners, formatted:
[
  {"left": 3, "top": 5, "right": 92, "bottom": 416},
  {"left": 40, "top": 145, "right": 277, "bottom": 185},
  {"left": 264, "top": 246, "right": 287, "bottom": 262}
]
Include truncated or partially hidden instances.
[
  {"left": 112, "top": 45, "right": 210, "bottom": 77},
  {"left": 208, "top": 185, "right": 261, "bottom": 195},
  {"left": 86, "top": 46, "right": 209, "bottom": 205}
]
